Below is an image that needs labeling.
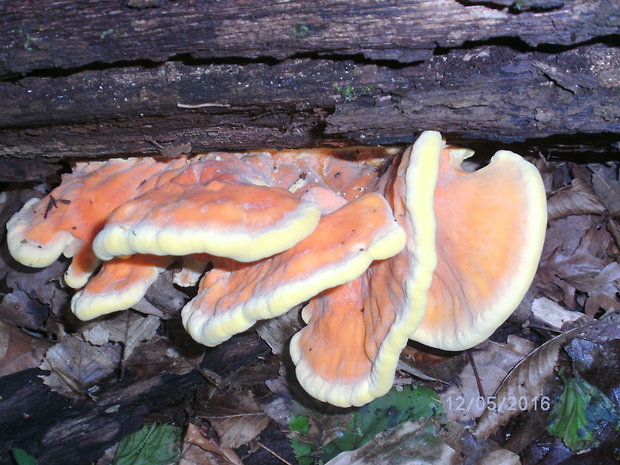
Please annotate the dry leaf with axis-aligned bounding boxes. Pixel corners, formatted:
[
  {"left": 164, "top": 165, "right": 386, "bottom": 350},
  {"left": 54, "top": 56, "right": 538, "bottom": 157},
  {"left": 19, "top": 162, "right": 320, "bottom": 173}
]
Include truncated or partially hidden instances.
[
  {"left": 563, "top": 262, "right": 620, "bottom": 315},
  {"left": 39, "top": 336, "right": 121, "bottom": 398},
  {"left": 537, "top": 226, "right": 611, "bottom": 308},
  {"left": 199, "top": 391, "right": 270, "bottom": 449},
  {"left": 547, "top": 176, "right": 607, "bottom": 219},
  {"left": 530, "top": 297, "right": 584, "bottom": 329},
  {"left": 0, "top": 245, "right": 69, "bottom": 327},
  {"left": 179, "top": 423, "right": 242, "bottom": 465},
  {"left": 136, "top": 268, "right": 189, "bottom": 319},
  {"left": 83, "top": 312, "right": 160, "bottom": 362},
  {"left": 441, "top": 337, "right": 537, "bottom": 423},
  {"left": 590, "top": 166, "right": 620, "bottom": 217},
  {"left": 481, "top": 449, "right": 521, "bottom": 465},
  {"left": 0, "top": 321, "right": 52, "bottom": 376},
  {"left": 473, "top": 324, "right": 591, "bottom": 439},
  {"left": 255, "top": 305, "right": 303, "bottom": 355},
  {"left": 325, "top": 419, "right": 458, "bottom": 465}
]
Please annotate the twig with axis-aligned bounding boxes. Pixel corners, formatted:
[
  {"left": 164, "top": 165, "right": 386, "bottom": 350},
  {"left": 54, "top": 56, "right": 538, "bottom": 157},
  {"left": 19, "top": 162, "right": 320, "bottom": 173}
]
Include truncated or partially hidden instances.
[
  {"left": 468, "top": 350, "right": 486, "bottom": 399},
  {"left": 256, "top": 441, "right": 293, "bottom": 465},
  {"left": 177, "top": 102, "right": 231, "bottom": 108}
]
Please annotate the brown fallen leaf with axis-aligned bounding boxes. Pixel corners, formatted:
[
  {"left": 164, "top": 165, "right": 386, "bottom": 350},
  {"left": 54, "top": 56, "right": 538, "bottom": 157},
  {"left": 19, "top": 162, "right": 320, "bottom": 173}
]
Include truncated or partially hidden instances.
[
  {"left": 473, "top": 323, "right": 592, "bottom": 439},
  {"left": 0, "top": 244, "right": 69, "bottom": 328},
  {"left": 255, "top": 305, "right": 303, "bottom": 355},
  {"left": 82, "top": 312, "right": 160, "bottom": 362},
  {"left": 0, "top": 321, "right": 52, "bottom": 376},
  {"left": 441, "top": 337, "right": 537, "bottom": 423},
  {"left": 198, "top": 390, "right": 270, "bottom": 449},
  {"left": 39, "top": 335, "right": 121, "bottom": 398},
  {"left": 481, "top": 448, "right": 521, "bottom": 465},
  {"left": 179, "top": 423, "right": 243, "bottom": 465},
  {"left": 547, "top": 176, "right": 607, "bottom": 219},
  {"left": 133, "top": 268, "right": 189, "bottom": 319},
  {"left": 537, "top": 226, "right": 611, "bottom": 308},
  {"left": 590, "top": 165, "right": 620, "bottom": 217},
  {"left": 530, "top": 297, "right": 584, "bottom": 330},
  {"left": 563, "top": 262, "right": 620, "bottom": 315}
]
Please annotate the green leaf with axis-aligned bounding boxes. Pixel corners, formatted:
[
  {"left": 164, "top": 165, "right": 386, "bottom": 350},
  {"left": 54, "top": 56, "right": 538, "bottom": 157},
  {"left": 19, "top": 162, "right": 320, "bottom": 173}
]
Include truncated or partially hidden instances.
[
  {"left": 547, "top": 373, "right": 620, "bottom": 451},
  {"left": 290, "top": 437, "right": 316, "bottom": 465},
  {"left": 289, "top": 416, "right": 316, "bottom": 465},
  {"left": 290, "top": 415, "right": 310, "bottom": 435},
  {"left": 11, "top": 449, "right": 38, "bottom": 465},
  {"left": 112, "top": 423, "right": 182, "bottom": 465}
]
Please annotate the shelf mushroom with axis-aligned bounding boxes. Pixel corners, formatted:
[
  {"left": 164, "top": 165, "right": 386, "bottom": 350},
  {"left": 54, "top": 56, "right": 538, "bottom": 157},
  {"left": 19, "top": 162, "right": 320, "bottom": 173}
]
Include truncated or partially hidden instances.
[
  {"left": 290, "top": 131, "right": 547, "bottom": 406},
  {"left": 6, "top": 157, "right": 182, "bottom": 288},
  {"left": 5, "top": 131, "right": 546, "bottom": 408}
]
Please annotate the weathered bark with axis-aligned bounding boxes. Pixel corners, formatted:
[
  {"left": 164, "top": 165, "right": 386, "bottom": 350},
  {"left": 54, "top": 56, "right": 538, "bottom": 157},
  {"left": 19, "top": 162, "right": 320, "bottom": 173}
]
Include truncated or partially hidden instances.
[
  {"left": 0, "top": 0, "right": 618, "bottom": 180},
  {"left": 0, "top": 332, "right": 270, "bottom": 465},
  {"left": 0, "top": 367, "right": 206, "bottom": 465},
  {"left": 2, "top": 0, "right": 616, "bottom": 76}
]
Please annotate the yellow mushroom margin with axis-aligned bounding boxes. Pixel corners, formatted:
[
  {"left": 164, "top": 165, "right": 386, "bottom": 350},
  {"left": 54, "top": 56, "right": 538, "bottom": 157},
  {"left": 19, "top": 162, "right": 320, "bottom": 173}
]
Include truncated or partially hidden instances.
[
  {"left": 290, "top": 131, "right": 443, "bottom": 407},
  {"left": 182, "top": 192, "right": 406, "bottom": 347},
  {"left": 409, "top": 146, "right": 547, "bottom": 350}
]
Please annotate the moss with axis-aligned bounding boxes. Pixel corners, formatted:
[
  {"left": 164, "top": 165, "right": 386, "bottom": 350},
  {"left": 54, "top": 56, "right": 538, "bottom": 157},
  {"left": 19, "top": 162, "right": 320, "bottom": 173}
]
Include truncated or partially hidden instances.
[
  {"left": 335, "top": 83, "right": 376, "bottom": 101},
  {"left": 290, "top": 23, "right": 311, "bottom": 37}
]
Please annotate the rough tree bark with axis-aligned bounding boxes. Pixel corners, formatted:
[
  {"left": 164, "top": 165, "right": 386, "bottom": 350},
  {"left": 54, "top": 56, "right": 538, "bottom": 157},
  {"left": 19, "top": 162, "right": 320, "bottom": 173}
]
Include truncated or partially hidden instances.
[{"left": 0, "top": 0, "right": 618, "bottom": 181}]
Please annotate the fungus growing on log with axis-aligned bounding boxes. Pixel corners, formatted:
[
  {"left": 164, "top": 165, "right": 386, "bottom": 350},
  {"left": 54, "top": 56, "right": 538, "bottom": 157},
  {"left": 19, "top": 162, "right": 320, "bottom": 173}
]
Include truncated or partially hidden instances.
[
  {"left": 5, "top": 131, "right": 547, "bottom": 407},
  {"left": 6, "top": 157, "right": 177, "bottom": 288},
  {"left": 290, "top": 132, "right": 548, "bottom": 406},
  {"left": 182, "top": 192, "right": 405, "bottom": 347}
]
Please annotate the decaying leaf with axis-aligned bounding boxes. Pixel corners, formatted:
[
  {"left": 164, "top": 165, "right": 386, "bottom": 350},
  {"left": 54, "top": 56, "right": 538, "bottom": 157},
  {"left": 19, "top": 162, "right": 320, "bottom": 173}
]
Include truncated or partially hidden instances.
[
  {"left": 133, "top": 269, "right": 189, "bottom": 319},
  {"left": 590, "top": 165, "right": 620, "bottom": 217},
  {"left": 481, "top": 449, "right": 521, "bottom": 465},
  {"left": 441, "top": 337, "right": 537, "bottom": 423},
  {"left": 547, "top": 176, "right": 607, "bottom": 219},
  {"left": 537, "top": 226, "right": 613, "bottom": 308},
  {"left": 530, "top": 297, "right": 584, "bottom": 330},
  {"left": 39, "top": 335, "right": 121, "bottom": 398},
  {"left": 82, "top": 312, "right": 160, "bottom": 362},
  {"left": 198, "top": 391, "right": 270, "bottom": 449},
  {"left": 255, "top": 305, "right": 303, "bottom": 355},
  {"left": 325, "top": 419, "right": 458, "bottom": 465},
  {"left": 0, "top": 321, "right": 52, "bottom": 376},
  {"left": 563, "top": 262, "right": 620, "bottom": 315},
  {"left": 179, "top": 423, "right": 242, "bottom": 465},
  {"left": 0, "top": 246, "right": 69, "bottom": 328},
  {"left": 474, "top": 324, "right": 592, "bottom": 439}
]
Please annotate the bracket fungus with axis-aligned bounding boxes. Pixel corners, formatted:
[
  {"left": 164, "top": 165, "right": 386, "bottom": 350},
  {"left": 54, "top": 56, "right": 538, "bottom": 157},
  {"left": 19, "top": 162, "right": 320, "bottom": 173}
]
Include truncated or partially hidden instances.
[{"left": 6, "top": 130, "right": 547, "bottom": 407}]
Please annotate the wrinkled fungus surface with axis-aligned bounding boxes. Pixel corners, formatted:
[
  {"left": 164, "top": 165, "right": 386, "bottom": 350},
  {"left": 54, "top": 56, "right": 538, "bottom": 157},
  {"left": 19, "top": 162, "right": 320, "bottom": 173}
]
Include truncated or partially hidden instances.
[{"left": 6, "top": 131, "right": 547, "bottom": 407}]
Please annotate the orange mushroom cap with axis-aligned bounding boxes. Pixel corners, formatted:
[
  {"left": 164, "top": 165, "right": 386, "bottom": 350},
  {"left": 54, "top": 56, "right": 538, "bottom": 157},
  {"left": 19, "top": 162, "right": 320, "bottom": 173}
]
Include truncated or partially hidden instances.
[
  {"left": 71, "top": 254, "right": 172, "bottom": 320},
  {"left": 6, "top": 158, "right": 178, "bottom": 288},
  {"left": 290, "top": 132, "right": 442, "bottom": 406},
  {"left": 409, "top": 146, "right": 547, "bottom": 350},
  {"left": 290, "top": 131, "right": 547, "bottom": 406},
  {"left": 93, "top": 154, "right": 322, "bottom": 262},
  {"left": 182, "top": 192, "right": 405, "bottom": 347}
]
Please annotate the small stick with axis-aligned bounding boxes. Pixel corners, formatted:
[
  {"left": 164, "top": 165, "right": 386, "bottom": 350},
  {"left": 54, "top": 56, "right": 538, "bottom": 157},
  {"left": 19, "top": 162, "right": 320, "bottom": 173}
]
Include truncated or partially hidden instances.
[
  {"left": 468, "top": 350, "right": 486, "bottom": 399},
  {"left": 43, "top": 195, "right": 58, "bottom": 219},
  {"left": 256, "top": 441, "right": 293, "bottom": 465},
  {"left": 177, "top": 102, "right": 231, "bottom": 108}
]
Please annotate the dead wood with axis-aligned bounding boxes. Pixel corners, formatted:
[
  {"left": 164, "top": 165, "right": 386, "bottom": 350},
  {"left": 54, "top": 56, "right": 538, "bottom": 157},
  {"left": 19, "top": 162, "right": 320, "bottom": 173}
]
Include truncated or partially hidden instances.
[{"left": 0, "top": 0, "right": 618, "bottom": 181}]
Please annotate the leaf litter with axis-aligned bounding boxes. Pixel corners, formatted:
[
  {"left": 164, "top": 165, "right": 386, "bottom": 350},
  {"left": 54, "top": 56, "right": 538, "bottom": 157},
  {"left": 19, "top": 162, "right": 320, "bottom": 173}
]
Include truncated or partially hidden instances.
[{"left": 1, "top": 156, "right": 619, "bottom": 464}]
